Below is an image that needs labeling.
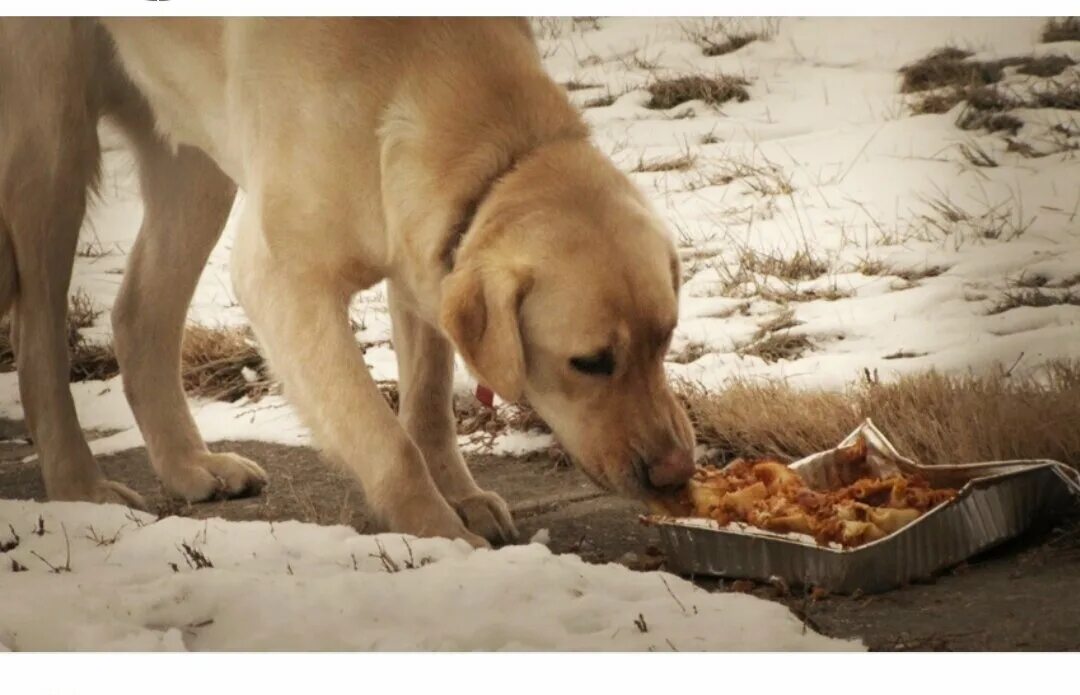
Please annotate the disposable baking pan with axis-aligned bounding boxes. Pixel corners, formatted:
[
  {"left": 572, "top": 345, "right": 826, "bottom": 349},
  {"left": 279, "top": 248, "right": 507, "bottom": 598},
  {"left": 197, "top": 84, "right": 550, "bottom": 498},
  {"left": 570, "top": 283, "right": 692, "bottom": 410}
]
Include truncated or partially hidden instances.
[{"left": 649, "top": 420, "right": 1080, "bottom": 594}]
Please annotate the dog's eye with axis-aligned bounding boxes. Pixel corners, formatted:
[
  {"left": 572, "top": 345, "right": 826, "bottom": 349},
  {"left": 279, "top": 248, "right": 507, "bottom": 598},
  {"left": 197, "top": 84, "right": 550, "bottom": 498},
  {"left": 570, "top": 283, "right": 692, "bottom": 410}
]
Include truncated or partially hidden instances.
[{"left": 569, "top": 350, "right": 615, "bottom": 376}]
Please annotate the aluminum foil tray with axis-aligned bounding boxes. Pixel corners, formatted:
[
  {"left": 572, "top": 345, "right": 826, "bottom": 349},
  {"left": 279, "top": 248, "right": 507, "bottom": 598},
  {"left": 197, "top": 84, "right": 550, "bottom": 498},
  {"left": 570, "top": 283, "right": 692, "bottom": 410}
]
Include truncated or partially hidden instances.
[{"left": 650, "top": 420, "right": 1080, "bottom": 594}]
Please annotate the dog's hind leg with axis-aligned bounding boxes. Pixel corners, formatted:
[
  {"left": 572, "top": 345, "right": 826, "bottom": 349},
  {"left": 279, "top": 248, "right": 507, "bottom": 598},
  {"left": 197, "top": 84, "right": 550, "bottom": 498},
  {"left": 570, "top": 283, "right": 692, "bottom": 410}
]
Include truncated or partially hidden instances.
[
  {"left": 107, "top": 96, "right": 267, "bottom": 501},
  {"left": 0, "top": 20, "right": 144, "bottom": 506},
  {"left": 0, "top": 216, "right": 15, "bottom": 318},
  {"left": 388, "top": 283, "right": 518, "bottom": 544}
]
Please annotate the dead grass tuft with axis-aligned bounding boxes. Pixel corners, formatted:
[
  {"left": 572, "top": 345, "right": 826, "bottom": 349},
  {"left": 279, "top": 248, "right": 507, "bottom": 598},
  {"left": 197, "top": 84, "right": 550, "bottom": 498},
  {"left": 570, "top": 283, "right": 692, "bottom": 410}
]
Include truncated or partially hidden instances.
[
  {"left": 707, "top": 159, "right": 794, "bottom": 196},
  {"left": 852, "top": 258, "right": 949, "bottom": 283},
  {"left": 957, "top": 141, "right": 1000, "bottom": 167},
  {"left": 911, "top": 90, "right": 966, "bottom": 115},
  {"left": 903, "top": 45, "right": 1079, "bottom": 130},
  {"left": 646, "top": 74, "right": 750, "bottom": 110},
  {"left": 708, "top": 246, "right": 848, "bottom": 304},
  {"left": 680, "top": 18, "right": 776, "bottom": 57},
  {"left": 1017, "top": 54, "right": 1077, "bottom": 77},
  {"left": 851, "top": 257, "right": 891, "bottom": 276},
  {"left": 700, "top": 33, "right": 759, "bottom": 57},
  {"left": 668, "top": 341, "right": 710, "bottom": 365},
  {"left": 532, "top": 17, "right": 601, "bottom": 41},
  {"left": 180, "top": 325, "right": 272, "bottom": 402},
  {"left": 761, "top": 286, "right": 853, "bottom": 304},
  {"left": 562, "top": 79, "right": 602, "bottom": 92},
  {"left": 737, "top": 331, "right": 814, "bottom": 363},
  {"left": 900, "top": 48, "right": 1022, "bottom": 95},
  {"left": 677, "top": 360, "right": 1080, "bottom": 467},
  {"left": 632, "top": 152, "right": 697, "bottom": 173},
  {"left": 918, "top": 189, "right": 1033, "bottom": 243},
  {"left": 0, "top": 291, "right": 118, "bottom": 381},
  {"left": 755, "top": 309, "right": 801, "bottom": 336},
  {"left": 742, "top": 249, "right": 827, "bottom": 282},
  {"left": 582, "top": 89, "right": 619, "bottom": 109},
  {"left": 1042, "top": 17, "right": 1080, "bottom": 43},
  {"left": 66, "top": 289, "right": 103, "bottom": 332},
  {"left": 893, "top": 264, "right": 949, "bottom": 281},
  {"left": 0, "top": 304, "right": 274, "bottom": 400},
  {"left": 1030, "top": 80, "right": 1080, "bottom": 110},
  {"left": 705, "top": 301, "right": 752, "bottom": 319},
  {"left": 76, "top": 237, "right": 109, "bottom": 259},
  {"left": 988, "top": 288, "right": 1080, "bottom": 314},
  {"left": 883, "top": 350, "right": 928, "bottom": 360},
  {"left": 954, "top": 87, "right": 1020, "bottom": 131}
]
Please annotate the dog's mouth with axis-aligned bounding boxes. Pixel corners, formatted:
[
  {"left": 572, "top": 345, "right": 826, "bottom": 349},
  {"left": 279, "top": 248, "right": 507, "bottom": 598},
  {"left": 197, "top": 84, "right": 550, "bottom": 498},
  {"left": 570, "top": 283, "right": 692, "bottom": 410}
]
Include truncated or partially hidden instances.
[{"left": 569, "top": 452, "right": 687, "bottom": 503}]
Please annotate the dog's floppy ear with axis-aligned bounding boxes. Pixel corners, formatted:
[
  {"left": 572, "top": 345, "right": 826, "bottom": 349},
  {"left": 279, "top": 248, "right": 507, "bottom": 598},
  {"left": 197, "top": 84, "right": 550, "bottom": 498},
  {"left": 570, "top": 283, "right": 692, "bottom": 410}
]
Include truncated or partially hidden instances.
[{"left": 440, "top": 261, "right": 531, "bottom": 402}]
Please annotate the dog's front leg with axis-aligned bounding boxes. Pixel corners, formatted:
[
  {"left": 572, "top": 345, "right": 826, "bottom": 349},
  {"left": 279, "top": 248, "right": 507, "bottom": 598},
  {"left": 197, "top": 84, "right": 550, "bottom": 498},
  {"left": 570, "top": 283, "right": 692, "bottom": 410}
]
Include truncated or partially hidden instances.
[
  {"left": 231, "top": 210, "right": 487, "bottom": 547},
  {"left": 388, "top": 283, "right": 519, "bottom": 545}
]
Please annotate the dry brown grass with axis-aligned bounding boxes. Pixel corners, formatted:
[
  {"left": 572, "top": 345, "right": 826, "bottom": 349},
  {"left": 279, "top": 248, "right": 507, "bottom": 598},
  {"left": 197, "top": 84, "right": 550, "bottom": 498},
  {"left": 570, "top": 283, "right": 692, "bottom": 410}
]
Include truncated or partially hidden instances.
[
  {"left": 917, "top": 190, "right": 1033, "bottom": 243},
  {"left": 1031, "top": 80, "right": 1080, "bottom": 110},
  {"left": 903, "top": 44, "right": 1079, "bottom": 136},
  {"left": 0, "top": 304, "right": 275, "bottom": 401},
  {"left": 955, "top": 87, "right": 1022, "bottom": 131},
  {"left": 562, "top": 79, "right": 602, "bottom": 92},
  {"left": 1042, "top": 17, "right": 1080, "bottom": 43},
  {"left": 737, "top": 332, "right": 814, "bottom": 363},
  {"left": 668, "top": 341, "right": 710, "bottom": 365},
  {"left": 883, "top": 350, "right": 928, "bottom": 360},
  {"left": 706, "top": 245, "right": 849, "bottom": 305},
  {"left": 848, "top": 260, "right": 949, "bottom": 282},
  {"left": 180, "top": 325, "right": 273, "bottom": 402},
  {"left": 631, "top": 152, "right": 697, "bottom": 173},
  {"left": 1017, "top": 54, "right": 1077, "bottom": 78},
  {"left": 900, "top": 48, "right": 1022, "bottom": 95},
  {"left": 755, "top": 308, "right": 800, "bottom": 335},
  {"left": 761, "top": 286, "right": 853, "bottom": 304},
  {"left": 646, "top": 74, "right": 750, "bottom": 110},
  {"left": 582, "top": 89, "right": 619, "bottom": 109},
  {"left": 741, "top": 248, "right": 828, "bottom": 282},
  {"left": 679, "top": 18, "right": 777, "bottom": 57},
  {"left": 911, "top": 90, "right": 967, "bottom": 115},
  {"left": 677, "top": 361, "right": 1080, "bottom": 468},
  {"left": 988, "top": 288, "right": 1080, "bottom": 315},
  {"left": 850, "top": 257, "right": 891, "bottom": 276},
  {"left": 706, "top": 159, "right": 794, "bottom": 196},
  {"left": 699, "top": 33, "right": 758, "bottom": 57},
  {"left": 957, "top": 141, "right": 1001, "bottom": 167},
  {"left": 0, "top": 290, "right": 117, "bottom": 380}
]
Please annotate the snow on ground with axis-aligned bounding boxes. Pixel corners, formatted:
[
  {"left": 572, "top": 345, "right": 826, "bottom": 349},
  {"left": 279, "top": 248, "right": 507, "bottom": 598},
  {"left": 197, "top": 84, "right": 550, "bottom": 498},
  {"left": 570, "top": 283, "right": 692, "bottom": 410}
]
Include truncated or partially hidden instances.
[
  {"left": 1, "top": 18, "right": 1077, "bottom": 651},
  {"left": 0, "top": 499, "right": 859, "bottom": 651},
  {"left": 536, "top": 17, "right": 1080, "bottom": 390}
]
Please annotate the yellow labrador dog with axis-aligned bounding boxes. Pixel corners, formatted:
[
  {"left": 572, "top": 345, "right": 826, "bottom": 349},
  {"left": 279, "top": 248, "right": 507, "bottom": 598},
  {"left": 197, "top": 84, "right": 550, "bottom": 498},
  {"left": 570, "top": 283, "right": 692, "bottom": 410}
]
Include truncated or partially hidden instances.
[{"left": 0, "top": 18, "right": 694, "bottom": 547}]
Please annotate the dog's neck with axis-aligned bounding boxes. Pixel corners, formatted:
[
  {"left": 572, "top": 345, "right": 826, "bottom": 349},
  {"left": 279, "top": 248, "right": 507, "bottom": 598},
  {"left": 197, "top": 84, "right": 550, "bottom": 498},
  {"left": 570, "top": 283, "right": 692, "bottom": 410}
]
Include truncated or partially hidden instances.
[{"left": 440, "top": 131, "right": 582, "bottom": 272}]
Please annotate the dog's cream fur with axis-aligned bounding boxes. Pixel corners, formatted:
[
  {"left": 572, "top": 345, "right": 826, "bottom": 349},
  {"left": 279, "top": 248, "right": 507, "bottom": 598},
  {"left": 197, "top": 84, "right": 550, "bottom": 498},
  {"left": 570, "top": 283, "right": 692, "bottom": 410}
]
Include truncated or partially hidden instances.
[{"left": 0, "top": 18, "right": 695, "bottom": 547}]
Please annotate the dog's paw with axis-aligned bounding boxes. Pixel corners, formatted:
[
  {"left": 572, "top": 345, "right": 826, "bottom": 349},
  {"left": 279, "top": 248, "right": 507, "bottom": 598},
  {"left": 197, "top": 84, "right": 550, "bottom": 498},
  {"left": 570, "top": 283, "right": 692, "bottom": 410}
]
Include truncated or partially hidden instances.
[
  {"left": 160, "top": 451, "right": 268, "bottom": 502},
  {"left": 386, "top": 493, "right": 491, "bottom": 549},
  {"left": 454, "top": 490, "right": 518, "bottom": 546}
]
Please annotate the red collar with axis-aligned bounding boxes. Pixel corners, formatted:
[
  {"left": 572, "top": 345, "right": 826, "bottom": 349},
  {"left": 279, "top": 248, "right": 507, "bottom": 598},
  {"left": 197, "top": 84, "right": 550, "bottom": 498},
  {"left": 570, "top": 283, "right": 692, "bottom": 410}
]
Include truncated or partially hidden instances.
[{"left": 475, "top": 384, "right": 496, "bottom": 409}]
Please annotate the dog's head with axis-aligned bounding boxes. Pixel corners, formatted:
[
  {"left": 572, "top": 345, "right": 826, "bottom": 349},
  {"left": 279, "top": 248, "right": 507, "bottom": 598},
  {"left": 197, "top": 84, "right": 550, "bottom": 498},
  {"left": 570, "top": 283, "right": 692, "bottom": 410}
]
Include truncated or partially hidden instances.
[{"left": 440, "top": 139, "right": 695, "bottom": 503}]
